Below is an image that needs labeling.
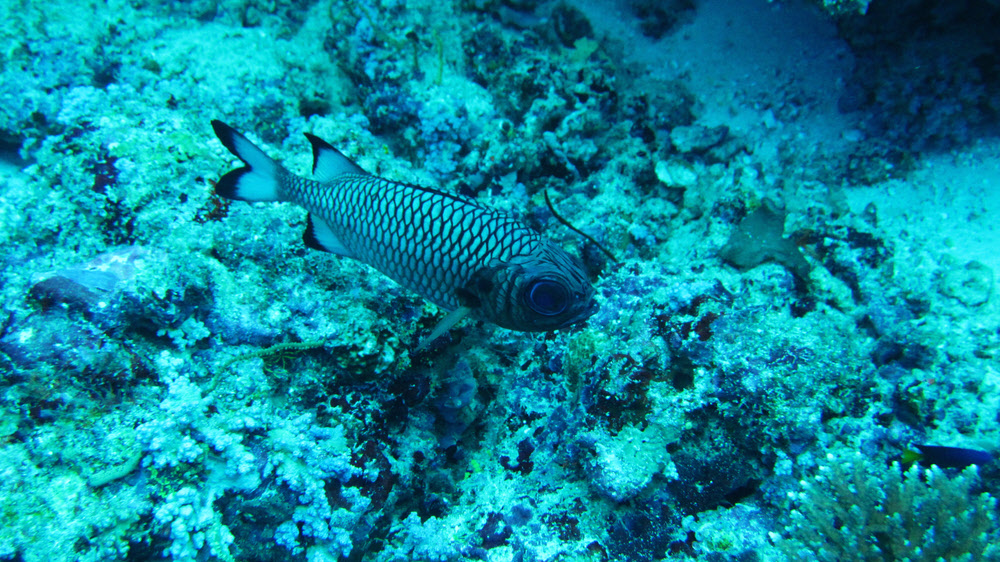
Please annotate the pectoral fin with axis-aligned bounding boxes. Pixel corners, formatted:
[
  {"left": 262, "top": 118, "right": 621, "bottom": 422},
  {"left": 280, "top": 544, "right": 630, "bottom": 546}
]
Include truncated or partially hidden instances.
[{"left": 417, "top": 306, "right": 472, "bottom": 350}]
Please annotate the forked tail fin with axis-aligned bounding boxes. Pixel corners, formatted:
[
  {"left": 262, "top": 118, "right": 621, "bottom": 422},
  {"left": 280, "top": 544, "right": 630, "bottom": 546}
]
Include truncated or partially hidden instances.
[{"left": 211, "top": 120, "right": 282, "bottom": 202}]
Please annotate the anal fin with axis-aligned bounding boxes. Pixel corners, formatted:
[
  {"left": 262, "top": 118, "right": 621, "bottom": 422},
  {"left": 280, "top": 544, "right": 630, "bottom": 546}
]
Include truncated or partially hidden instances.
[{"left": 304, "top": 214, "right": 353, "bottom": 257}]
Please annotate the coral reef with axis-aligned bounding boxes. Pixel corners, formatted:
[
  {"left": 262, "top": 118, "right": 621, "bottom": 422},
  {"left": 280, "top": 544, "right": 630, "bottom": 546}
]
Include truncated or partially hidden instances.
[
  {"left": 779, "top": 450, "right": 1000, "bottom": 561},
  {"left": 1, "top": 0, "right": 999, "bottom": 561}
]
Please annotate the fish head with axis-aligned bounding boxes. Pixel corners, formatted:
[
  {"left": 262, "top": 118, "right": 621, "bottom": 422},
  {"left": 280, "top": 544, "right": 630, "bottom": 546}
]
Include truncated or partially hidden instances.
[{"left": 465, "top": 241, "right": 598, "bottom": 332}]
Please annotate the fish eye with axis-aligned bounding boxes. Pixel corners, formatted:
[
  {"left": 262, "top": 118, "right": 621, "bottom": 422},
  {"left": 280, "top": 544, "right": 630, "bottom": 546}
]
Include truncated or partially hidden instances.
[{"left": 525, "top": 280, "right": 569, "bottom": 316}]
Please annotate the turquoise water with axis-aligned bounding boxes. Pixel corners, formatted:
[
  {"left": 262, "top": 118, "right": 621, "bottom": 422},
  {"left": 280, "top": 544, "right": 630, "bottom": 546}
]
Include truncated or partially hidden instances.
[{"left": 1, "top": 0, "right": 998, "bottom": 560}]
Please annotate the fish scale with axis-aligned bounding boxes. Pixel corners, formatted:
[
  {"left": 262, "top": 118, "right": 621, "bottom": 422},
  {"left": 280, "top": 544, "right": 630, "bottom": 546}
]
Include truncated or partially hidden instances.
[
  {"left": 290, "top": 170, "right": 522, "bottom": 297},
  {"left": 211, "top": 120, "right": 598, "bottom": 337},
  {"left": 284, "top": 175, "right": 540, "bottom": 310}
]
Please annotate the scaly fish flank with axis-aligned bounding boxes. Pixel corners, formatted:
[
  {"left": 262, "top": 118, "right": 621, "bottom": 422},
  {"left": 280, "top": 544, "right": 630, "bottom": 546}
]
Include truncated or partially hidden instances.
[{"left": 211, "top": 120, "right": 598, "bottom": 339}]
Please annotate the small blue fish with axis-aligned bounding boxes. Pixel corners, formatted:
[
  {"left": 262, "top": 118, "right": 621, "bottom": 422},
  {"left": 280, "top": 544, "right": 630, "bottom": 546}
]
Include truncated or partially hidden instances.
[
  {"left": 902, "top": 445, "right": 994, "bottom": 469},
  {"left": 211, "top": 121, "right": 598, "bottom": 341}
]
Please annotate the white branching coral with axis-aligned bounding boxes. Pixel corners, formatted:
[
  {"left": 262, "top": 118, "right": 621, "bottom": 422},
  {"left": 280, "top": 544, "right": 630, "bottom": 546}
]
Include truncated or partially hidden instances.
[{"left": 779, "top": 451, "right": 1000, "bottom": 562}]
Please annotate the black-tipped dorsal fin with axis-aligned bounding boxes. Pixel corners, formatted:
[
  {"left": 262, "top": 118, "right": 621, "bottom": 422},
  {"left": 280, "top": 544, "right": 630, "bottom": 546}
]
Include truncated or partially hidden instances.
[
  {"left": 303, "top": 133, "right": 367, "bottom": 183},
  {"left": 304, "top": 214, "right": 354, "bottom": 258}
]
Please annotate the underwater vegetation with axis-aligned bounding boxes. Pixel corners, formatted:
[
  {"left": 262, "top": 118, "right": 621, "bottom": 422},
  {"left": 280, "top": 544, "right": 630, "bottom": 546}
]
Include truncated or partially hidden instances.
[
  {"left": 0, "top": 0, "right": 999, "bottom": 561},
  {"left": 781, "top": 450, "right": 999, "bottom": 561}
]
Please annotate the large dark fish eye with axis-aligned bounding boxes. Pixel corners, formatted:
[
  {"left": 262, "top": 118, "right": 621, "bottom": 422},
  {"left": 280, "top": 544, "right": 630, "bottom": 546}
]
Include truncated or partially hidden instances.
[{"left": 525, "top": 280, "right": 569, "bottom": 316}]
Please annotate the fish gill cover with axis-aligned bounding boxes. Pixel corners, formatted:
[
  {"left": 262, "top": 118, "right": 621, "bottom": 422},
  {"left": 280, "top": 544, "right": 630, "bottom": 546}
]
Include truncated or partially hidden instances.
[{"left": 0, "top": 0, "right": 999, "bottom": 561}]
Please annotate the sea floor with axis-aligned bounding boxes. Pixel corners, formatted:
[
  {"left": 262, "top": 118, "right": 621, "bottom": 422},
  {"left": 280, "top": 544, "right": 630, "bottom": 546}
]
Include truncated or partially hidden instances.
[{"left": 0, "top": 0, "right": 998, "bottom": 561}]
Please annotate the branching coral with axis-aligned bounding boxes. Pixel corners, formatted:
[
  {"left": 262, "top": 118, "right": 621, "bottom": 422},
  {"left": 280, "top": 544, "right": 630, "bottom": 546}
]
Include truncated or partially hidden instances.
[{"left": 779, "top": 451, "right": 1000, "bottom": 561}]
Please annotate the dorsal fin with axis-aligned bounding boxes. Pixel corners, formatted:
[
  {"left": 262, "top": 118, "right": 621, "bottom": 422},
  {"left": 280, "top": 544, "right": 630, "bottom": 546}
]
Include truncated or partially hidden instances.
[{"left": 304, "top": 133, "right": 367, "bottom": 182}]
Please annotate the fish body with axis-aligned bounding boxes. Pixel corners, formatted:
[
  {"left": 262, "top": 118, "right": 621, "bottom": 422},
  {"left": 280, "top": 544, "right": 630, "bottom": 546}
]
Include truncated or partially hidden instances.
[
  {"left": 903, "top": 444, "right": 994, "bottom": 469},
  {"left": 211, "top": 120, "right": 598, "bottom": 335}
]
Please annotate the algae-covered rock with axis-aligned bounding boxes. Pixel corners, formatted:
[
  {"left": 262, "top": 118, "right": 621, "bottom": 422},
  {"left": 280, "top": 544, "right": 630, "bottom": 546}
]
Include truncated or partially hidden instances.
[
  {"left": 940, "top": 258, "right": 993, "bottom": 307},
  {"left": 718, "top": 199, "right": 811, "bottom": 281}
]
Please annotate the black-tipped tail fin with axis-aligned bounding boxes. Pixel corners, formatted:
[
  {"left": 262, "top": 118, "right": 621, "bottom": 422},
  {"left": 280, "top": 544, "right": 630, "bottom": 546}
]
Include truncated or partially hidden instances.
[{"left": 211, "top": 120, "right": 282, "bottom": 202}]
